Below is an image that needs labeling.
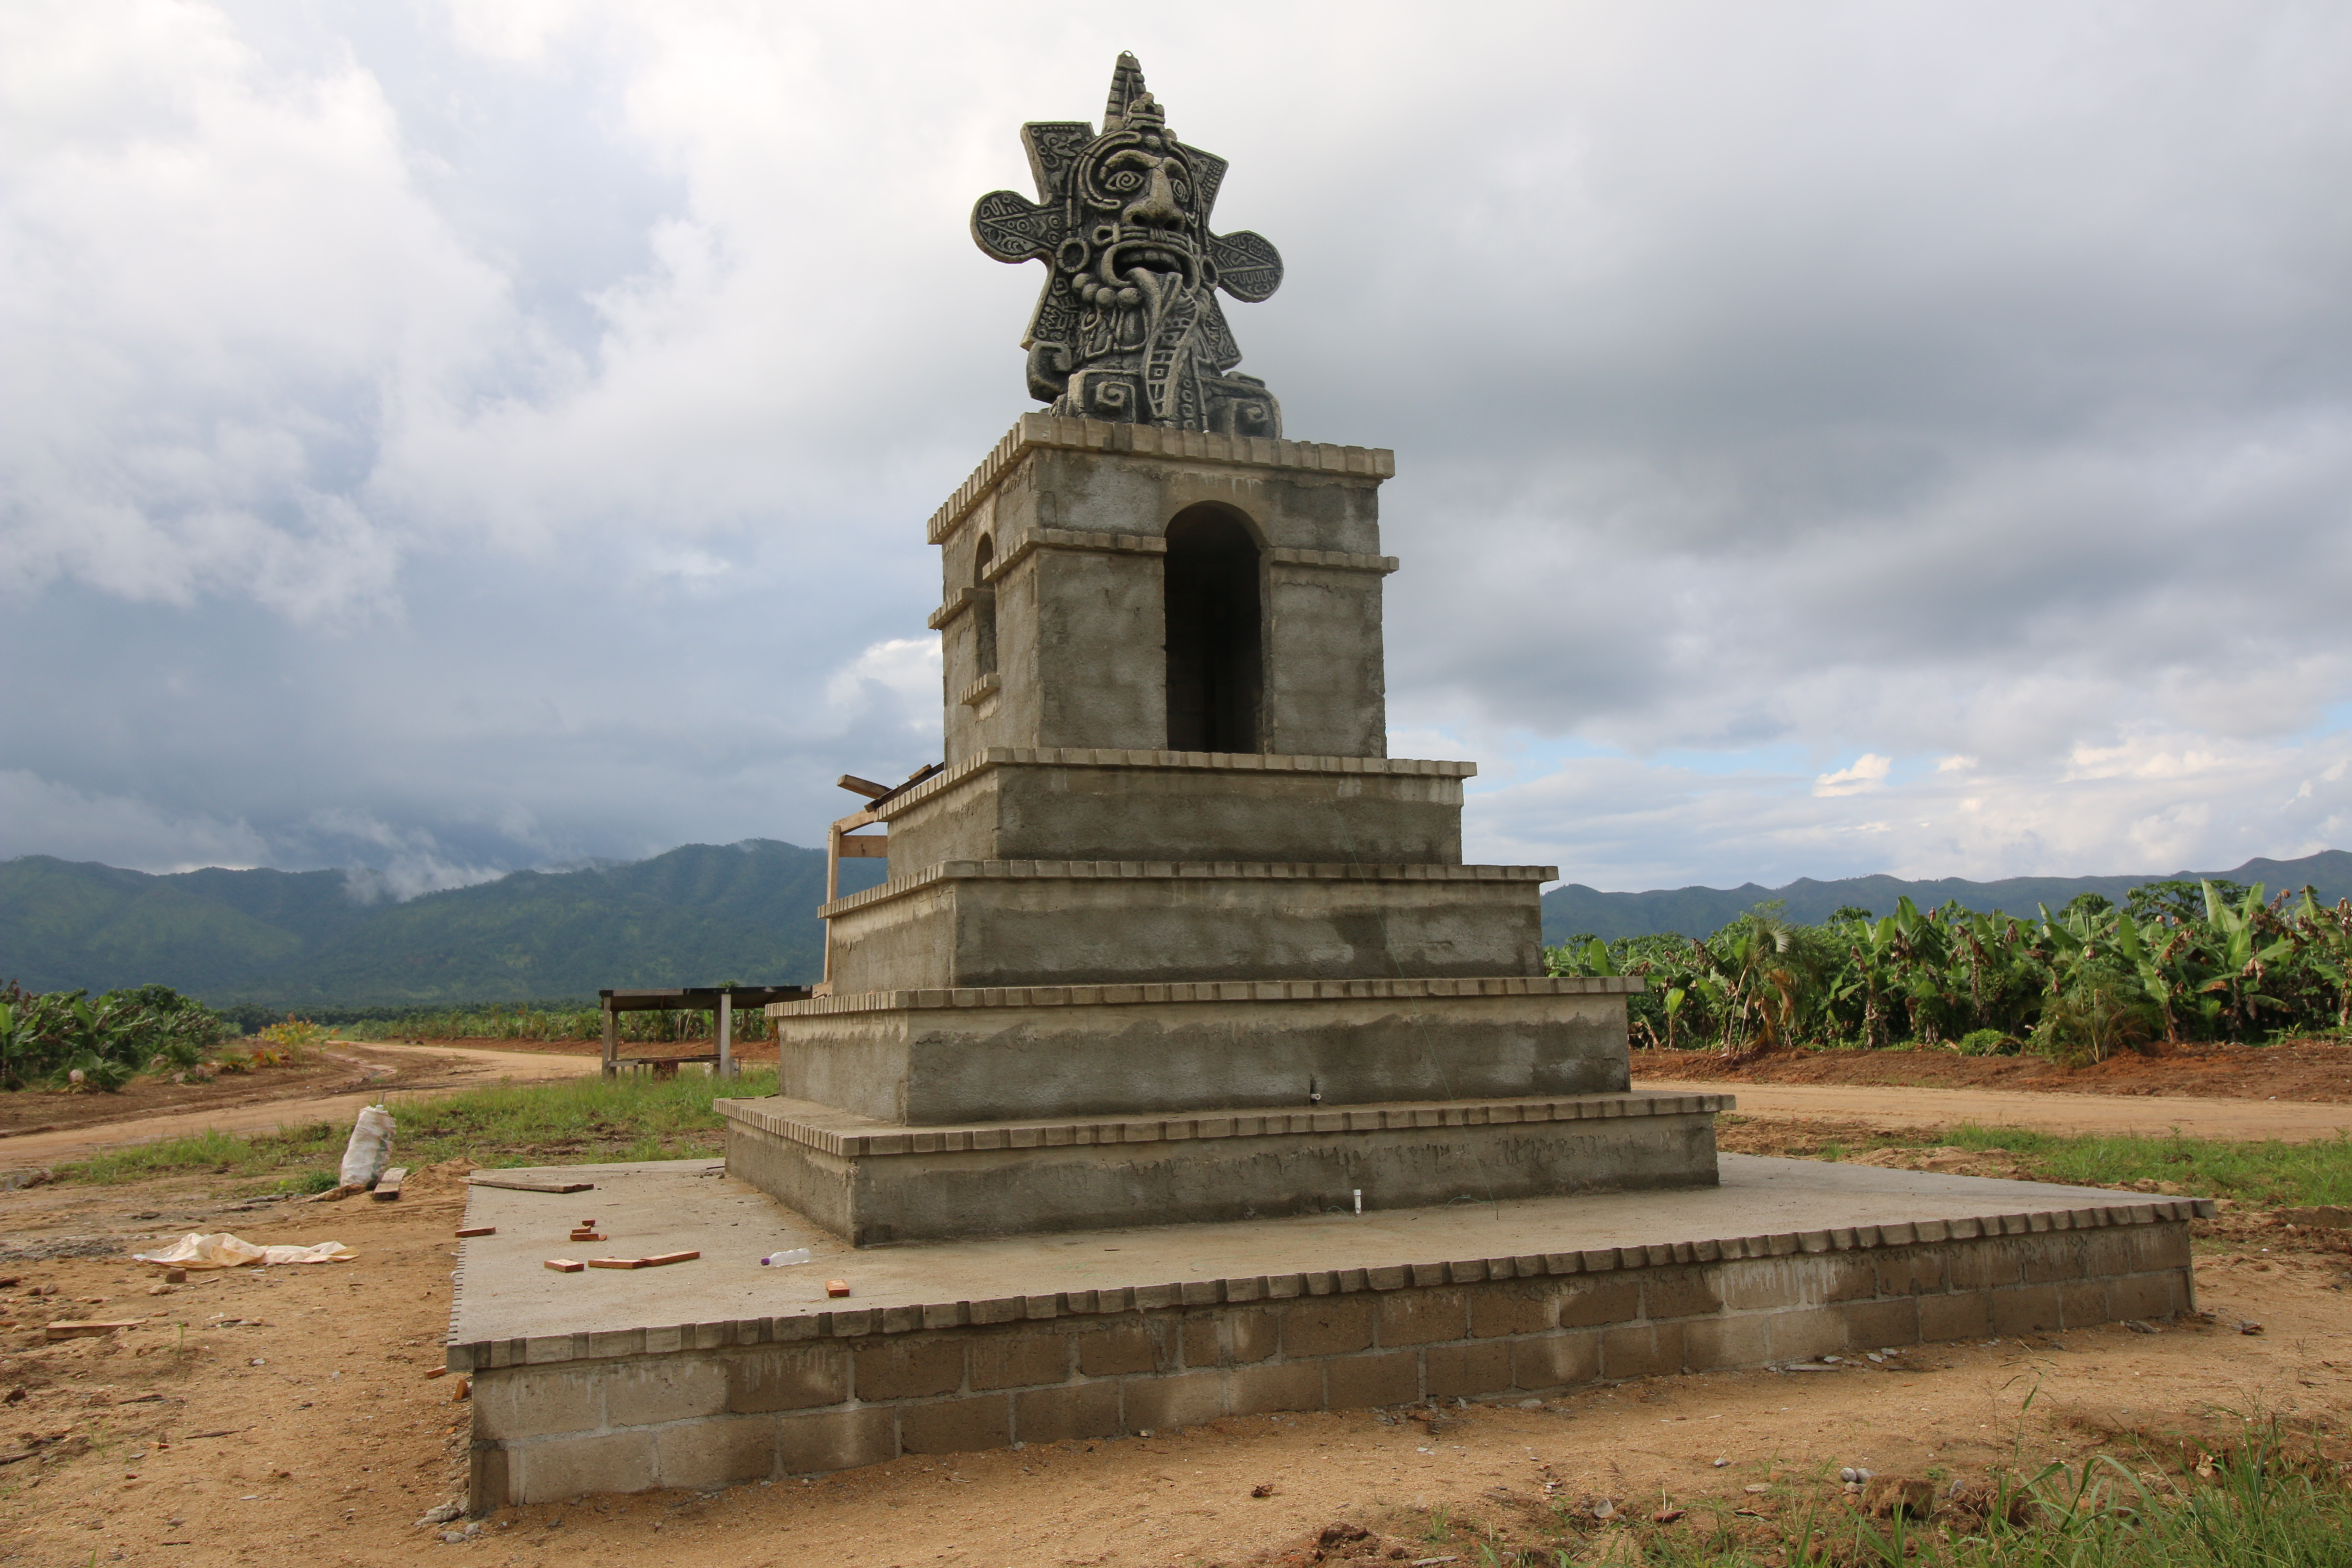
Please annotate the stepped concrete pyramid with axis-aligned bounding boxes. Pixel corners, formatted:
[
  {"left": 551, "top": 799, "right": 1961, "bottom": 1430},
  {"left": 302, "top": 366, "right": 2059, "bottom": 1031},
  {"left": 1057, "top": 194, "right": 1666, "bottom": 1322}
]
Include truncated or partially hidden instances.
[{"left": 721, "top": 416, "right": 1724, "bottom": 1242}]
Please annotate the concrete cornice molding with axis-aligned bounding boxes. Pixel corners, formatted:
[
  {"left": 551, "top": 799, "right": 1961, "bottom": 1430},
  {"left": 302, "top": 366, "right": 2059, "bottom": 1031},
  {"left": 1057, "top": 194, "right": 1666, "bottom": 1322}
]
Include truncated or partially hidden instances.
[{"left": 928, "top": 414, "right": 1397, "bottom": 546}]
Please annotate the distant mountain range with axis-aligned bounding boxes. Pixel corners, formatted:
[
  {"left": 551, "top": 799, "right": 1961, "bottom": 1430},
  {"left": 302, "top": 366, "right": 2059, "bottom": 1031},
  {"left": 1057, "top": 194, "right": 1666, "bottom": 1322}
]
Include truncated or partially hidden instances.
[
  {"left": 0, "top": 840, "right": 885, "bottom": 1008},
  {"left": 8, "top": 842, "right": 2345, "bottom": 1009},
  {"left": 1538, "top": 850, "right": 2352, "bottom": 943}
]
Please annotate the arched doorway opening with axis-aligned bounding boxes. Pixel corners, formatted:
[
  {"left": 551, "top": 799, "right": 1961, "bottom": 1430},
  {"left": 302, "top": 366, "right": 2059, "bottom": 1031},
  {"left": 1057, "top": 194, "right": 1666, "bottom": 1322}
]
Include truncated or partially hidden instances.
[
  {"left": 1163, "top": 505, "right": 1262, "bottom": 752},
  {"left": 972, "top": 535, "right": 998, "bottom": 677}
]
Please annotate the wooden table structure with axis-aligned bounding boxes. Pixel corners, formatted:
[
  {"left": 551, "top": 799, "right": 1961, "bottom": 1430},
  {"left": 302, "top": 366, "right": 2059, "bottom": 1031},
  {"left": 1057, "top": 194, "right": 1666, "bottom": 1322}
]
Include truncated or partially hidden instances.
[{"left": 597, "top": 986, "right": 811, "bottom": 1081}]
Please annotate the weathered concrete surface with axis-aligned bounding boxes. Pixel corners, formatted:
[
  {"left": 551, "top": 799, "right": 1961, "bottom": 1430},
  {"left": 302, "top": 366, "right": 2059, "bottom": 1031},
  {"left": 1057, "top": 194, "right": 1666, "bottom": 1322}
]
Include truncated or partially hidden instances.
[
  {"left": 452, "top": 1157, "right": 2211, "bottom": 1505},
  {"left": 821, "top": 862, "right": 1550, "bottom": 993},
  {"left": 935, "top": 424, "right": 1393, "bottom": 763},
  {"left": 766, "top": 980, "right": 1638, "bottom": 1124},
  {"left": 721, "top": 1091, "right": 1724, "bottom": 1244},
  {"left": 881, "top": 751, "right": 1468, "bottom": 867}
]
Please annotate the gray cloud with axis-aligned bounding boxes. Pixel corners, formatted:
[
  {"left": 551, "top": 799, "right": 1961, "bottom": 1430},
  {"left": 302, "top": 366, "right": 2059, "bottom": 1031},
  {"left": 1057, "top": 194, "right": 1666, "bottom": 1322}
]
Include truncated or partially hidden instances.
[{"left": 2, "top": 1, "right": 2348, "bottom": 893}]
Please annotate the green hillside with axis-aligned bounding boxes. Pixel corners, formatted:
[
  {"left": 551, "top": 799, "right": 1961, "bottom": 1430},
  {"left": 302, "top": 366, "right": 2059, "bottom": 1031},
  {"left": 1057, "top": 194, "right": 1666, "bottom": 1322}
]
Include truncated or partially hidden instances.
[
  {"left": 1539, "top": 849, "right": 2352, "bottom": 942},
  {"left": 0, "top": 841, "right": 886, "bottom": 1007}
]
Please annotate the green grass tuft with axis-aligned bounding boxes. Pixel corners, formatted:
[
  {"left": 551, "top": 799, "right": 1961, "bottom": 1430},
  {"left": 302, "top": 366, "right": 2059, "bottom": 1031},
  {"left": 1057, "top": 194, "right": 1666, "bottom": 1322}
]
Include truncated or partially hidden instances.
[
  {"left": 1935, "top": 1122, "right": 2352, "bottom": 1209},
  {"left": 52, "top": 1068, "right": 778, "bottom": 1185}
]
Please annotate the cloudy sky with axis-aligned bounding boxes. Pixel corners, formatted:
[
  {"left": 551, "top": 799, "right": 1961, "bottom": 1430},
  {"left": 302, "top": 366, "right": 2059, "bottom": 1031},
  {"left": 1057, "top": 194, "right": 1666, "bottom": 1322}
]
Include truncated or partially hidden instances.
[{"left": 3, "top": 0, "right": 2348, "bottom": 897}]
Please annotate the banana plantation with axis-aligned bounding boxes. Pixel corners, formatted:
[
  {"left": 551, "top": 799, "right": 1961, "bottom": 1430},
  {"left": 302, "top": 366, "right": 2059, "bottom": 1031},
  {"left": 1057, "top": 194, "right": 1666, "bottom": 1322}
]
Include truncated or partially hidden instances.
[
  {"left": 0, "top": 981, "right": 236, "bottom": 1090},
  {"left": 1547, "top": 878, "right": 2352, "bottom": 1063}
]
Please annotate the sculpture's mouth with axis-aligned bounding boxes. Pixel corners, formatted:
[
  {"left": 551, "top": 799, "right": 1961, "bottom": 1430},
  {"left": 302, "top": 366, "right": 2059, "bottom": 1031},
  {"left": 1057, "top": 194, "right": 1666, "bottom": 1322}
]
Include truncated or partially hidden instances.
[{"left": 1102, "top": 238, "right": 1196, "bottom": 289}]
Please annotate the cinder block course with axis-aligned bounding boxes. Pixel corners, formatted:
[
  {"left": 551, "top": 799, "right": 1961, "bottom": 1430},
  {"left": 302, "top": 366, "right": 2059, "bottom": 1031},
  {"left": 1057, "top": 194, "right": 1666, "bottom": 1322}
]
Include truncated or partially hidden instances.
[
  {"left": 2021, "top": 1235, "right": 2087, "bottom": 1284},
  {"left": 1642, "top": 1265, "right": 1726, "bottom": 1320},
  {"left": 1875, "top": 1248, "right": 1948, "bottom": 1297},
  {"left": 1124, "top": 1370, "right": 1230, "bottom": 1432},
  {"left": 2059, "top": 1281, "right": 2110, "bottom": 1327},
  {"left": 1077, "top": 1323, "right": 1164, "bottom": 1377},
  {"left": 1722, "top": 1259, "right": 1812, "bottom": 1311},
  {"left": 899, "top": 1394, "right": 1012, "bottom": 1454},
  {"left": 1468, "top": 1283, "right": 1557, "bottom": 1339},
  {"left": 655, "top": 1414, "right": 778, "bottom": 1490},
  {"left": 1836, "top": 1298, "right": 1918, "bottom": 1351},
  {"left": 968, "top": 1329, "right": 1067, "bottom": 1391},
  {"left": 777, "top": 1407, "right": 896, "bottom": 1476},
  {"left": 1514, "top": 1330, "right": 1600, "bottom": 1391},
  {"left": 2106, "top": 1271, "right": 2177, "bottom": 1323},
  {"left": 473, "top": 1366, "right": 600, "bottom": 1440},
  {"left": 1682, "top": 1314, "right": 1771, "bottom": 1372},
  {"left": 1425, "top": 1341, "right": 1513, "bottom": 1400},
  {"left": 1228, "top": 1360, "right": 1325, "bottom": 1416},
  {"left": 855, "top": 1337, "right": 965, "bottom": 1400},
  {"left": 1378, "top": 1286, "right": 1468, "bottom": 1347},
  {"left": 1014, "top": 1381, "right": 1122, "bottom": 1443},
  {"left": 605, "top": 1356, "right": 728, "bottom": 1427},
  {"left": 1325, "top": 1350, "right": 1418, "bottom": 1408},
  {"left": 1228, "top": 1308, "right": 1281, "bottom": 1364},
  {"left": 1989, "top": 1284, "right": 2063, "bottom": 1337},
  {"left": 1283, "top": 1298, "right": 1376, "bottom": 1358},
  {"left": 1555, "top": 1276, "right": 1642, "bottom": 1327},
  {"left": 1602, "top": 1323, "right": 1685, "bottom": 1379},
  {"left": 518, "top": 1431, "right": 655, "bottom": 1501},
  {"left": 726, "top": 1345, "right": 848, "bottom": 1413},
  {"left": 1919, "top": 1290, "right": 1991, "bottom": 1341}
]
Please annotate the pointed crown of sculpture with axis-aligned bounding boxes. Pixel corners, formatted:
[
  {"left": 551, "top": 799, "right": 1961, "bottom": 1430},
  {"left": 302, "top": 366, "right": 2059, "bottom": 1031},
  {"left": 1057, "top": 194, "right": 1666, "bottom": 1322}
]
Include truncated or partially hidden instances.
[{"left": 971, "top": 54, "right": 1285, "bottom": 436}]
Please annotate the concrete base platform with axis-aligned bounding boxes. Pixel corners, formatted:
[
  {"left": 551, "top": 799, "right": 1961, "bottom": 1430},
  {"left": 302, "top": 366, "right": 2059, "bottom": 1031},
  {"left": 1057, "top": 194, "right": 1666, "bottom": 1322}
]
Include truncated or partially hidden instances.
[
  {"left": 450, "top": 1157, "right": 2214, "bottom": 1507},
  {"left": 719, "top": 1090, "right": 1727, "bottom": 1245}
]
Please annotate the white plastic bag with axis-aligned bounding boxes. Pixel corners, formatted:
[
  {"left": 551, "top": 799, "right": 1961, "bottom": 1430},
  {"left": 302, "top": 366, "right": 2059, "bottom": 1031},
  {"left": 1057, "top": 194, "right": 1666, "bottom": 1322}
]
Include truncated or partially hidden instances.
[
  {"left": 132, "top": 1232, "right": 355, "bottom": 1268},
  {"left": 340, "top": 1103, "right": 395, "bottom": 1188}
]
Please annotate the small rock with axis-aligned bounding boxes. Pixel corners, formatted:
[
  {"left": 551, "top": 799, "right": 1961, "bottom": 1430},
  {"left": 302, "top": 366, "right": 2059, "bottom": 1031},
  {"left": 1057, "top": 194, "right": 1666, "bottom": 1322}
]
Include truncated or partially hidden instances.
[
  {"left": 1517, "top": 1398, "right": 1543, "bottom": 1409},
  {"left": 1712, "top": 1458, "right": 1729, "bottom": 1468},
  {"left": 1251, "top": 1482, "right": 1276, "bottom": 1498},
  {"left": 415, "top": 1501, "right": 463, "bottom": 1528},
  {"left": 2122, "top": 1320, "right": 2156, "bottom": 1334},
  {"left": 2238, "top": 1321, "right": 2265, "bottom": 1336}
]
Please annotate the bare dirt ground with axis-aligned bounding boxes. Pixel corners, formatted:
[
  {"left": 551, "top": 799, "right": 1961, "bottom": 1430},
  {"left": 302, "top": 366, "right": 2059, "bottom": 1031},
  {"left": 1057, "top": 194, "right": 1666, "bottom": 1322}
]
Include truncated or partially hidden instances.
[
  {"left": 1634, "top": 1080, "right": 2352, "bottom": 1143},
  {"left": 0, "top": 1045, "right": 597, "bottom": 1173},
  {"left": 3, "top": 1164, "right": 2349, "bottom": 1567},
  {"left": 1635, "top": 1038, "right": 2352, "bottom": 1101}
]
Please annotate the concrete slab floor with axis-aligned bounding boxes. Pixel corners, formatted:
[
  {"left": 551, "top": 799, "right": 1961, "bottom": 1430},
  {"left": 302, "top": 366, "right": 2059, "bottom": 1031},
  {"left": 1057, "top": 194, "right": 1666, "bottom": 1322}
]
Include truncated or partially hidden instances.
[{"left": 449, "top": 1155, "right": 2188, "bottom": 1348}]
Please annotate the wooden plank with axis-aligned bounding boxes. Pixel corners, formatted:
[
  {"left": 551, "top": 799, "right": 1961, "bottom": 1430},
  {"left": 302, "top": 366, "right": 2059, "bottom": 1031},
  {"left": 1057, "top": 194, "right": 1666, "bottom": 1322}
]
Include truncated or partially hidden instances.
[
  {"left": 585, "top": 1257, "right": 643, "bottom": 1270},
  {"left": 836, "top": 773, "right": 891, "bottom": 799},
  {"left": 543, "top": 1259, "right": 584, "bottom": 1274},
  {"left": 46, "top": 1320, "right": 143, "bottom": 1340},
  {"left": 468, "top": 1174, "right": 596, "bottom": 1194},
  {"left": 641, "top": 1250, "right": 700, "bottom": 1268},
  {"left": 371, "top": 1166, "right": 407, "bottom": 1201},
  {"left": 836, "top": 835, "right": 889, "bottom": 858},
  {"left": 455, "top": 1225, "right": 495, "bottom": 1238}
]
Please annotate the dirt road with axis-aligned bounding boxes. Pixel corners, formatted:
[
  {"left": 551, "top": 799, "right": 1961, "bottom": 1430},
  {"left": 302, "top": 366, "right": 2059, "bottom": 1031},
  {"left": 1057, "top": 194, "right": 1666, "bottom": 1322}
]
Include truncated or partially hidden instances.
[
  {"left": 0, "top": 1043, "right": 597, "bottom": 1171},
  {"left": 1, "top": 1167, "right": 2343, "bottom": 1567},
  {"left": 1635, "top": 1077, "right": 2352, "bottom": 1142}
]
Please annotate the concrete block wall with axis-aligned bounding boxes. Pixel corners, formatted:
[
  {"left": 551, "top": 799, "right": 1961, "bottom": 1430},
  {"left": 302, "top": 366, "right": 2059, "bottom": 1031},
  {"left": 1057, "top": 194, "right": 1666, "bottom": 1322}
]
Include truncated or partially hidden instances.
[
  {"left": 462, "top": 1201, "right": 2204, "bottom": 1506},
  {"left": 818, "top": 861, "right": 1553, "bottom": 994}
]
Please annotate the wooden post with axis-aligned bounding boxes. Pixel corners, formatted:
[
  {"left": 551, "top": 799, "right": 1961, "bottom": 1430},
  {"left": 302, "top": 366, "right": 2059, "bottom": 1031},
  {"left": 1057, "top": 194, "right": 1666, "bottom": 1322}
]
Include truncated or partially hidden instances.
[
  {"left": 717, "top": 991, "right": 734, "bottom": 1080},
  {"left": 601, "top": 996, "right": 618, "bottom": 1081}
]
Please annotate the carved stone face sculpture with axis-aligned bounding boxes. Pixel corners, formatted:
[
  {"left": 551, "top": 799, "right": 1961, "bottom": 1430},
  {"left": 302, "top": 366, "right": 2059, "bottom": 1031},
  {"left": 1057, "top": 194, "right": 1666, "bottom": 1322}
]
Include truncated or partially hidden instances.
[{"left": 971, "top": 54, "right": 1284, "bottom": 436}]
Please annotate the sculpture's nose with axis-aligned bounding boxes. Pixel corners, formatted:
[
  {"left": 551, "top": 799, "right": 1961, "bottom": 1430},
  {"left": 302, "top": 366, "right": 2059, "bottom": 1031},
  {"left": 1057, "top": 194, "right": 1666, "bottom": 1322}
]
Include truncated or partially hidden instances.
[{"left": 1123, "top": 163, "right": 1184, "bottom": 230}]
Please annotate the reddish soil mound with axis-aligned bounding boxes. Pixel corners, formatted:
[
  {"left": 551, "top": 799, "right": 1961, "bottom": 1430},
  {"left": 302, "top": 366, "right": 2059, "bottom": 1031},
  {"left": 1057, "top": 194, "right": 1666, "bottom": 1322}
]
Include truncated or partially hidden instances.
[{"left": 1637, "top": 1038, "right": 2352, "bottom": 1102}]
